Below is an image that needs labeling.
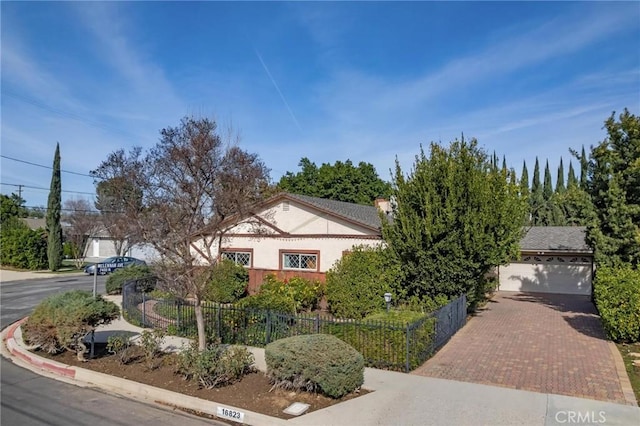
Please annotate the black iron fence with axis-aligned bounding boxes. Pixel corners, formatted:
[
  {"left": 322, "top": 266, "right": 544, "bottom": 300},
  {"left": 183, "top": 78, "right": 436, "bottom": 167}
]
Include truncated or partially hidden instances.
[{"left": 122, "top": 279, "right": 466, "bottom": 372}]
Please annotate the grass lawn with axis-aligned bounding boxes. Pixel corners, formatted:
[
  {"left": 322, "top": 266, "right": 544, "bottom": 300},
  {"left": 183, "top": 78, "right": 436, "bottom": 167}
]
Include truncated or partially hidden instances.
[{"left": 616, "top": 342, "right": 640, "bottom": 404}]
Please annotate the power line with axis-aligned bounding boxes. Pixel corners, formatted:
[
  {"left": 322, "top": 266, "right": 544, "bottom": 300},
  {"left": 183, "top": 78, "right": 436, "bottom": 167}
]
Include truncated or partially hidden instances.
[
  {"left": 0, "top": 182, "right": 95, "bottom": 196},
  {"left": 0, "top": 155, "right": 94, "bottom": 177}
]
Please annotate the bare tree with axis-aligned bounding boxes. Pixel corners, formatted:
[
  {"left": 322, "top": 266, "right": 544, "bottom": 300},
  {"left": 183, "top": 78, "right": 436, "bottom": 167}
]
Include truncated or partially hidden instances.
[
  {"left": 63, "top": 199, "right": 98, "bottom": 268},
  {"left": 93, "top": 117, "right": 270, "bottom": 350},
  {"left": 91, "top": 148, "right": 144, "bottom": 256}
]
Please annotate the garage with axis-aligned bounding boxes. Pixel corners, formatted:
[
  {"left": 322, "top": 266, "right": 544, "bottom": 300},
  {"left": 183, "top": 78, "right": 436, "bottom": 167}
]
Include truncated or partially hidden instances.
[{"left": 498, "top": 227, "right": 594, "bottom": 295}]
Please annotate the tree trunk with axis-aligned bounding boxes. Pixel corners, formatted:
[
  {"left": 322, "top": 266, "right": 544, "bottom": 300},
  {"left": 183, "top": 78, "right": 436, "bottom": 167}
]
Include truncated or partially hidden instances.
[{"left": 194, "top": 296, "right": 206, "bottom": 351}]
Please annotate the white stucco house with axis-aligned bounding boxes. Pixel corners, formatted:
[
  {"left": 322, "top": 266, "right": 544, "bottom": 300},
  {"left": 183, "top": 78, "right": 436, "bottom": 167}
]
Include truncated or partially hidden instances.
[
  {"left": 193, "top": 192, "right": 390, "bottom": 293},
  {"left": 83, "top": 225, "right": 160, "bottom": 262}
]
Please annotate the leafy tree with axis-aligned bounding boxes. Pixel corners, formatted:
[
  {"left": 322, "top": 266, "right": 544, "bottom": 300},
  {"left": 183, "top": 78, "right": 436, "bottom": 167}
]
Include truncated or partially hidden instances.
[
  {"left": 382, "top": 138, "right": 526, "bottom": 306},
  {"left": 46, "top": 143, "right": 63, "bottom": 271},
  {"left": 586, "top": 109, "right": 639, "bottom": 267},
  {"left": 93, "top": 116, "right": 270, "bottom": 350},
  {"left": 63, "top": 199, "right": 98, "bottom": 268},
  {"left": 278, "top": 158, "right": 392, "bottom": 205},
  {"left": 1, "top": 193, "right": 27, "bottom": 224},
  {"left": 91, "top": 148, "right": 144, "bottom": 256}
]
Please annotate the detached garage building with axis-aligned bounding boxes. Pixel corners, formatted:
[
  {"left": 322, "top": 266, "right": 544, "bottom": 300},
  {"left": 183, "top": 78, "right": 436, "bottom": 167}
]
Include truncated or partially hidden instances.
[{"left": 498, "top": 226, "right": 594, "bottom": 295}]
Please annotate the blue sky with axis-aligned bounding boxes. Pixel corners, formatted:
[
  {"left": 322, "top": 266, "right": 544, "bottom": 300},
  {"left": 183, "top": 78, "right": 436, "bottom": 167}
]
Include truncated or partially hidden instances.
[{"left": 2, "top": 1, "right": 639, "bottom": 209}]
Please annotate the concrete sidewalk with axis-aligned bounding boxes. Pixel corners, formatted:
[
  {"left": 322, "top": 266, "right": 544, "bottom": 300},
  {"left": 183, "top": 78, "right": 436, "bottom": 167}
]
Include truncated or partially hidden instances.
[
  {"left": 3, "top": 299, "right": 639, "bottom": 426},
  {"left": 0, "top": 269, "right": 85, "bottom": 283}
]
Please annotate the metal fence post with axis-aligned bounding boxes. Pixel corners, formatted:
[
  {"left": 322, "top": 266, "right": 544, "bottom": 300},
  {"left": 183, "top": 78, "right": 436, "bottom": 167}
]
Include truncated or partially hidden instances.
[
  {"left": 265, "top": 310, "right": 272, "bottom": 344},
  {"left": 142, "top": 291, "right": 146, "bottom": 326},
  {"left": 405, "top": 323, "right": 411, "bottom": 373}
]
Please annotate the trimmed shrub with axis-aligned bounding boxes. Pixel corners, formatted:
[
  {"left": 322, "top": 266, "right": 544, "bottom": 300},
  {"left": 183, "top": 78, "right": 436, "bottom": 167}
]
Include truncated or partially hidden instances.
[
  {"left": 0, "top": 219, "right": 48, "bottom": 270},
  {"left": 138, "top": 329, "right": 165, "bottom": 370},
  {"left": 265, "top": 334, "right": 364, "bottom": 398},
  {"left": 594, "top": 265, "right": 640, "bottom": 342},
  {"left": 106, "top": 265, "right": 154, "bottom": 295},
  {"left": 239, "top": 274, "right": 323, "bottom": 314},
  {"left": 205, "top": 260, "right": 248, "bottom": 303},
  {"left": 177, "top": 342, "right": 255, "bottom": 388},
  {"left": 326, "top": 246, "right": 401, "bottom": 319},
  {"left": 107, "top": 334, "right": 137, "bottom": 365},
  {"left": 23, "top": 290, "right": 120, "bottom": 360}
]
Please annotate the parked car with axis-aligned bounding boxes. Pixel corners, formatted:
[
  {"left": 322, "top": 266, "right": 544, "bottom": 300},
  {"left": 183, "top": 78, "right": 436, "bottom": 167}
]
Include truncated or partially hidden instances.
[{"left": 84, "top": 256, "right": 147, "bottom": 275}]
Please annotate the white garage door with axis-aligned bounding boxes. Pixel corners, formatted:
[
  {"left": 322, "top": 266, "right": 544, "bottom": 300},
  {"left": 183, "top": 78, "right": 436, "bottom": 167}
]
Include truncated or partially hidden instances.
[{"left": 499, "top": 255, "right": 592, "bottom": 295}]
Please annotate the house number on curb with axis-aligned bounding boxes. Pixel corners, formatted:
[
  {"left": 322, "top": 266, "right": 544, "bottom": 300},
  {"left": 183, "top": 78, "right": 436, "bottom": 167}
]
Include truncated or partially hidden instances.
[{"left": 216, "top": 406, "right": 245, "bottom": 423}]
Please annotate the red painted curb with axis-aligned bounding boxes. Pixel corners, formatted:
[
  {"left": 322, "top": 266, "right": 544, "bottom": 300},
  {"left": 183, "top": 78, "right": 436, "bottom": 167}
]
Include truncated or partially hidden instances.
[{"left": 5, "top": 318, "right": 76, "bottom": 378}]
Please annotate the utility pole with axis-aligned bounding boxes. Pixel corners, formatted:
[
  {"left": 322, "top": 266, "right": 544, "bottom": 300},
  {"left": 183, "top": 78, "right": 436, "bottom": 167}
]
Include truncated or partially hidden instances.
[{"left": 17, "top": 184, "right": 23, "bottom": 201}]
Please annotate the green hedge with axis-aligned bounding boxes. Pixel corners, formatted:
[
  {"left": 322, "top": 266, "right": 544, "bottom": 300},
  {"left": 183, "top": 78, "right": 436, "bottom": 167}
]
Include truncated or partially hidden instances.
[
  {"left": 594, "top": 265, "right": 640, "bottom": 342},
  {"left": 205, "top": 260, "right": 248, "bottom": 303},
  {"left": 0, "top": 219, "right": 48, "bottom": 270},
  {"left": 266, "top": 334, "right": 364, "bottom": 398},
  {"left": 106, "top": 265, "right": 154, "bottom": 294},
  {"left": 326, "top": 246, "right": 401, "bottom": 319}
]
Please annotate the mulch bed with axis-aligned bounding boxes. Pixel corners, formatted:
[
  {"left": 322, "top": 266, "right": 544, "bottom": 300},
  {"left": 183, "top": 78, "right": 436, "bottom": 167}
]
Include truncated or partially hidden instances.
[{"left": 35, "top": 343, "right": 368, "bottom": 420}]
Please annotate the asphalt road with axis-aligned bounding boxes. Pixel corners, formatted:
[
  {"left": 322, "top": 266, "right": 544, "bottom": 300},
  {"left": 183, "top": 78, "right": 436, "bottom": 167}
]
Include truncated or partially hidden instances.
[{"left": 0, "top": 275, "right": 223, "bottom": 426}]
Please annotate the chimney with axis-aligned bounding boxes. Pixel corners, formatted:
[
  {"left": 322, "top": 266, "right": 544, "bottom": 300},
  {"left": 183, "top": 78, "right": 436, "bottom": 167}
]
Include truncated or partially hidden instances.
[{"left": 375, "top": 198, "right": 391, "bottom": 214}]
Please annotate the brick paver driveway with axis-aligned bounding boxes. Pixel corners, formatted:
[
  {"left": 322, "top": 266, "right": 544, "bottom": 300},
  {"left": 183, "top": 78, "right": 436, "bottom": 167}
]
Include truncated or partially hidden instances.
[{"left": 413, "top": 291, "right": 635, "bottom": 405}]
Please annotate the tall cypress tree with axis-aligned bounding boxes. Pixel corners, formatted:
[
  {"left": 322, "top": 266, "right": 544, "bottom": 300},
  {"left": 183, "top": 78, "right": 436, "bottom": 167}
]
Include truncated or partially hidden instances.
[
  {"left": 520, "top": 161, "right": 529, "bottom": 197},
  {"left": 580, "top": 146, "right": 588, "bottom": 189},
  {"left": 567, "top": 161, "right": 578, "bottom": 189},
  {"left": 530, "top": 157, "right": 544, "bottom": 225},
  {"left": 556, "top": 158, "right": 565, "bottom": 194},
  {"left": 46, "top": 143, "right": 63, "bottom": 271}
]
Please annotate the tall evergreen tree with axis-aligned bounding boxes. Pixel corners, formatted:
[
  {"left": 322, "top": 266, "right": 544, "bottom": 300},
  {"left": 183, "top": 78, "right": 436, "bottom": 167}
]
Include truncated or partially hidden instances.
[
  {"left": 587, "top": 109, "right": 640, "bottom": 266},
  {"left": 46, "top": 143, "right": 63, "bottom": 271},
  {"left": 556, "top": 158, "right": 565, "bottom": 194},
  {"left": 580, "top": 146, "right": 588, "bottom": 189},
  {"left": 567, "top": 161, "right": 578, "bottom": 189},
  {"left": 530, "top": 157, "right": 545, "bottom": 224},
  {"left": 520, "top": 161, "right": 530, "bottom": 223},
  {"left": 539, "top": 160, "right": 555, "bottom": 225}
]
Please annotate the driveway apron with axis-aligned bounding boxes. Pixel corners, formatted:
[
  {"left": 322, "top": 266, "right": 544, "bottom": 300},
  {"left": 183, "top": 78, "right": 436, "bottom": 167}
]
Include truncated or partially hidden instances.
[{"left": 412, "top": 291, "right": 632, "bottom": 405}]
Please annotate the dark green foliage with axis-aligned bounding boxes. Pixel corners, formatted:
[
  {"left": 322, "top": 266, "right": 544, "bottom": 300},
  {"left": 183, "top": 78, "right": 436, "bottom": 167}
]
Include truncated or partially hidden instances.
[
  {"left": 326, "top": 246, "right": 401, "bottom": 319},
  {"left": 586, "top": 109, "right": 640, "bottom": 267},
  {"left": 556, "top": 158, "right": 565, "bottom": 194},
  {"left": 277, "top": 157, "right": 392, "bottom": 205},
  {"left": 567, "top": 161, "right": 578, "bottom": 189},
  {"left": 580, "top": 145, "right": 588, "bottom": 189},
  {"left": 265, "top": 334, "right": 364, "bottom": 398},
  {"left": 23, "top": 290, "right": 119, "bottom": 359},
  {"left": 205, "top": 260, "right": 248, "bottom": 303},
  {"left": 0, "top": 219, "right": 48, "bottom": 270},
  {"left": 178, "top": 342, "right": 255, "bottom": 388},
  {"left": 46, "top": 143, "right": 63, "bottom": 271},
  {"left": 382, "top": 139, "right": 525, "bottom": 306},
  {"left": 1, "top": 193, "right": 27, "bottom": 223},
  {"left": 105, "top": 264, "right": 154, "bottom": 294},
  {"left": 529, "top": 157, "right": 546, "bottom": 225},
  {"left": 593, "top": 265, "right": 640, "bottom": 342}
]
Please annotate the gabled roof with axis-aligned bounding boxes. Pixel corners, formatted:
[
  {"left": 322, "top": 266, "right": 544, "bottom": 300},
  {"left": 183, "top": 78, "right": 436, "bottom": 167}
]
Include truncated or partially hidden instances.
[
  {"left": 284, "top": 193, "right": 384, "bottom": 231},
  {"left": 20, "top": 218, "right": 46, "bottom": 230},
  {"left": 520, "top": 226, "right": 592, "bottom": 253}
]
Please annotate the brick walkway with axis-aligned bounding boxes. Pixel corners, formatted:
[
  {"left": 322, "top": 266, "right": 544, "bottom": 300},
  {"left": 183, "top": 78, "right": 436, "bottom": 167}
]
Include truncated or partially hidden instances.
[{"left": 413, "top": 291, "right": 634, "bottom": 405}]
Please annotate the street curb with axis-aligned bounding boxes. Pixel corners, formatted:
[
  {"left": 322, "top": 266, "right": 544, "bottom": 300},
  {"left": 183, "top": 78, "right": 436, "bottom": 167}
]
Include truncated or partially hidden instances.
[{"left": 1, "top": 320, "right": 288, "bottom": 426}]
